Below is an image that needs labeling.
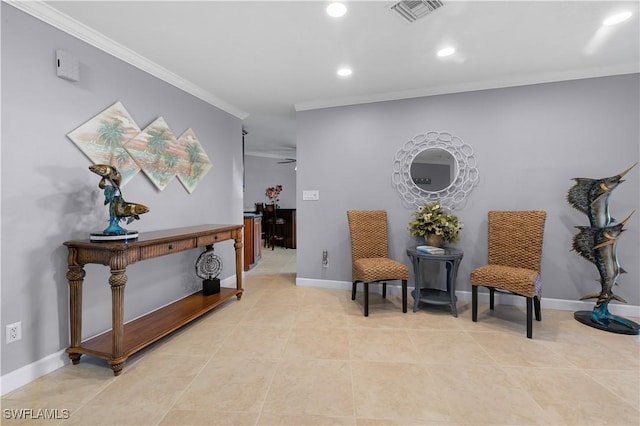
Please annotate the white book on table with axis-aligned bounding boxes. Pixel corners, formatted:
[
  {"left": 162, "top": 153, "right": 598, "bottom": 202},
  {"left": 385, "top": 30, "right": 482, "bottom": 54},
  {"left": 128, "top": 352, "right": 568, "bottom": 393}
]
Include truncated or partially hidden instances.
[{"left": 416, "top": 245, "right": 445, "bottom": 254}]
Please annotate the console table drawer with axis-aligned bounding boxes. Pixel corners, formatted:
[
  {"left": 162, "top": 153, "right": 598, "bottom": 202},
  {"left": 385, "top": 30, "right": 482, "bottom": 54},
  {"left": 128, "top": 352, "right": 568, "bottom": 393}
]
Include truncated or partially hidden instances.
[
  {"left": 197, "top": 231, "right": 231, "bottom": 246},
  {"left": 139, "top": 239, "right": 195, "bottom": 259}
]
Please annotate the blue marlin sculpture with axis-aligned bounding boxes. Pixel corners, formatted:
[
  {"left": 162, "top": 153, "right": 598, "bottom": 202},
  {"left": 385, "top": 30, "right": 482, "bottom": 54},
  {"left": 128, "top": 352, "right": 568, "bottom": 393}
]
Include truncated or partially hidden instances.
[
  {"left": 89, "top": 164, "right": 149, "bottom": 236},
  {"left": 567, "top": 163, "right": 636, "bottom": 227},
  {"left": 567, "top": 163, "right": 638, "bottom": 334}
]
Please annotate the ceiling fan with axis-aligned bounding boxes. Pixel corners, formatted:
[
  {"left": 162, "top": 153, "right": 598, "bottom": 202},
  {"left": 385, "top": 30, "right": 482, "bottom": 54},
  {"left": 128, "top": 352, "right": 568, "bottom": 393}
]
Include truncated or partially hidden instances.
[{"left": 277, "top": 158, "right": 296, "bottom": 164}]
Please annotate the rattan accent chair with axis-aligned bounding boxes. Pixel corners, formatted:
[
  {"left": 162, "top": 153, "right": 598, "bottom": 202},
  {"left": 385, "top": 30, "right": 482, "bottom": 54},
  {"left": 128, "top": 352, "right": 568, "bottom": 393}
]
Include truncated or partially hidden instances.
[
  {"left": 346, "top": 210, "right": 408, "bottom": 317},
  {"left": 470, "top": 210, "right": 547, "bottom": 338}
]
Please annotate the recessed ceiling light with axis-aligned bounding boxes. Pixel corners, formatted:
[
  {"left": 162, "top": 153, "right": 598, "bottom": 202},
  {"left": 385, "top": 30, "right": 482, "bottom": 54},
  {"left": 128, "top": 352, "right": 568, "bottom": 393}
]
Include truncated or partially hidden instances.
[
  {"left": 327, "top": 2, "right": 347, "bottom": 18},
  {"left": 603, "top": 11, "right": 632, "bottom": 26},
  {"left": 437, "top": 47, "right": 456, "bottom": 57},
  {"left": 337, "top": 67, "right": 352, "bottom": 77}
]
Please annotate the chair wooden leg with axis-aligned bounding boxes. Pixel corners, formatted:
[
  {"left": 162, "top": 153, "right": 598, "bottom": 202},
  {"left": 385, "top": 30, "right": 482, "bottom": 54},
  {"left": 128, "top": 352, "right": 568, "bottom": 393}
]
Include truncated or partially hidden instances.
[
  {"left": 352, "top": 281, "right": 357, "bottom": 301},
  {"left": 382, "top": 282, "right": 387, "bottom": 299},
  {"left": 489, "top": 288, "right": 495, "bottom": 310},
  {"left": 526, "top": 297, "right": 533, "bottom": 338},
  {"left": 364, "top": 282, "right": 369, "bottom": 317},
  {"left": 472, "top": 285, "right": 478, "bottom": 322},
  {"left": 402, "top": 280, "right": 407, "bottom": 313},
  {"left": 534, "top": 296, "right": 541, "bottom": 321}
]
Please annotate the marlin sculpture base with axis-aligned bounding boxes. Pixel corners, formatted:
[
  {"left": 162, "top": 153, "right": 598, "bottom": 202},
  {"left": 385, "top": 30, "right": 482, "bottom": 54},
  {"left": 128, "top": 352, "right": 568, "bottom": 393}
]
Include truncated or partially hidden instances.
[
  {"left": 90, "top": 230, "right": 139, "bottom": 242},
  {"left": 574, "top": 310, "right": 640, "bottom": 335}
]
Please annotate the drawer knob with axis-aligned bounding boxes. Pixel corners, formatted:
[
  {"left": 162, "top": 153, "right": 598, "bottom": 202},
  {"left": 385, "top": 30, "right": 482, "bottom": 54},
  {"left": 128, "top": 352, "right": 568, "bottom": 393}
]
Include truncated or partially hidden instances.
[{"left": 168, "top": 244, "right": 174, "bottom": 250}]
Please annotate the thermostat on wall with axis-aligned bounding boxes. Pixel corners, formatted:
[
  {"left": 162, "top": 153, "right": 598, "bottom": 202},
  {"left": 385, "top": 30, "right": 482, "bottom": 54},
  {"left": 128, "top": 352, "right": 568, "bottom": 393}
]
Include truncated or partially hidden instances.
[{"left": 56, "top": 50, "right": 79, "bottom": 82}]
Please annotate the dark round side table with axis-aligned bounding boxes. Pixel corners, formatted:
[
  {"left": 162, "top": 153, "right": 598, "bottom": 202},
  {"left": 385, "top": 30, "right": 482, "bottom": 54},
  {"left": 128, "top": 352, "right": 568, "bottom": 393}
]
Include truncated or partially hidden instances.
[{"left": 406, "top": 247, "right": 464, "bottom": 317}]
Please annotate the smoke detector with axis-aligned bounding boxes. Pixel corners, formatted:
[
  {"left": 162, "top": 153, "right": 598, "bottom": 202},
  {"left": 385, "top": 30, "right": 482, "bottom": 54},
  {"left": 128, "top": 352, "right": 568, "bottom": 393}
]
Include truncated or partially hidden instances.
[{"left": 390, "top": 0, "right": 444, "bottom": 23}]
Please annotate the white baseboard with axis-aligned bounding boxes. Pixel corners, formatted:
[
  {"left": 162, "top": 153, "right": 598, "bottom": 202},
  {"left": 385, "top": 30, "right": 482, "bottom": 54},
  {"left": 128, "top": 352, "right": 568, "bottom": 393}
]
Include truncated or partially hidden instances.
[
  {"left": 295, "top": 277, "right": 640, "bottom": 317},
  {"left": 296, "top": 278, "right": 353, "bottom": 291},
  {"left": 1, "top": 349, "right": 69, "bottom": 396},
  {"left": 1, "top": 274, "right": 239, "bottom": 397},
  {"left": 220, "top": 275, "right": 238, "bottom": 288}
]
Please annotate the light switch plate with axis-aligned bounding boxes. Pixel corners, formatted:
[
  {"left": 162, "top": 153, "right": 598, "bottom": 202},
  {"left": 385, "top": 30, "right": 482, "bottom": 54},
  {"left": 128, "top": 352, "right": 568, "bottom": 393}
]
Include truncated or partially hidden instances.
[{"left": 302, "top": 190, "right": 319, "bottom": 201}]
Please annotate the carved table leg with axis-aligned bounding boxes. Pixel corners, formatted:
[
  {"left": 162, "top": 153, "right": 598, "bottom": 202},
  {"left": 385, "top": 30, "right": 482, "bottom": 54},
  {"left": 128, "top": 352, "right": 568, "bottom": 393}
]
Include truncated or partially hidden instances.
[
  {"left": 109, "top": 252, "right": 128, "bottom": 376},
  {"left": 234, "top": 230, "right": 244, "bottom": 300},
  {"left": 69, "top": 353, "right": 82, "bottom": 365},
  {"left": 110, "top": 362, "right": 124, "bottom": 376},
  {"left": 66, "top": 248, "right": 85, "bottom": 364}
]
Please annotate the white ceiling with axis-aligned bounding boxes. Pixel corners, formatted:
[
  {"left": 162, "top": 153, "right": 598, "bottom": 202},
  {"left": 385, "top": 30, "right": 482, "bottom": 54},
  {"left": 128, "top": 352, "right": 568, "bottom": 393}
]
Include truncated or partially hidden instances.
[{"left": 27, "top": 1, "right": 640, "bottom": 157}]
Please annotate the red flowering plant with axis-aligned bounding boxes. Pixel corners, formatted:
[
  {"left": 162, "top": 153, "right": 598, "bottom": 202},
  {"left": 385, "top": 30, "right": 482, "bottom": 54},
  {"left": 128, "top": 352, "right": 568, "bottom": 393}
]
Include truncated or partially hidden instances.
[{"left": 265, "top": 185, "right": 283, "bottom": 205}]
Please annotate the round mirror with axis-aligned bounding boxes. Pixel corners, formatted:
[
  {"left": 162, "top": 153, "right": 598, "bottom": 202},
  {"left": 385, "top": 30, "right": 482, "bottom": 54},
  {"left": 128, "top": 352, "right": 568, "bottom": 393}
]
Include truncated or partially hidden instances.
[
  {"left": 392, "top": 131, "right": 478, "bottom": 209},
  {"left": 410, "top": 148, "right": 457, "bottom": 192}
]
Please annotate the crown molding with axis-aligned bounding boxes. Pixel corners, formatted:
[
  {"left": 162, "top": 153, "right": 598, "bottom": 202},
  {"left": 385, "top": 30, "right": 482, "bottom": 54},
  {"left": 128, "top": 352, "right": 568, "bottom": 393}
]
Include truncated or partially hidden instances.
[
  {"left": 5, "top": 0, "right": 249, "bottom": 120},
  {"left": 245, "top": 151, "right": 295, "bottom": 160},
  {"left": 295, "top": 66, "right": 639, "bottom": 112}
]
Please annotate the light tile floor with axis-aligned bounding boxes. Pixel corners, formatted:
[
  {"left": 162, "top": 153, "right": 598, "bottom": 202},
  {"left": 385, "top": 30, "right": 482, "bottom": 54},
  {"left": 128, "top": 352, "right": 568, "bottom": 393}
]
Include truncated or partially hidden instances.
[{"left": 2, "top": 248, "right": 639, "bottom": 425}]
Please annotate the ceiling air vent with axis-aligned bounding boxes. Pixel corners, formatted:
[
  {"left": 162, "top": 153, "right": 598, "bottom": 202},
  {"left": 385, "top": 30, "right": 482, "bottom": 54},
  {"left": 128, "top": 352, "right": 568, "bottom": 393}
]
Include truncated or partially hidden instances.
[{"left": 391, "top": 0, "right": 444, "bottom": 23}]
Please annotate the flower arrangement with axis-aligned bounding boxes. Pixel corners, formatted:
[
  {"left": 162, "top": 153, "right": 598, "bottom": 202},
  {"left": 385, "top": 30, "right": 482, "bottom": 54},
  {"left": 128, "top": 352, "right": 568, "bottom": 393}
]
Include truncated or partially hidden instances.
[
  {"left": 408, "top": 201, "right": 463, "bottom": 243},
  {"left": 265, "top": 185, "right": 283, "bottom": 204}
]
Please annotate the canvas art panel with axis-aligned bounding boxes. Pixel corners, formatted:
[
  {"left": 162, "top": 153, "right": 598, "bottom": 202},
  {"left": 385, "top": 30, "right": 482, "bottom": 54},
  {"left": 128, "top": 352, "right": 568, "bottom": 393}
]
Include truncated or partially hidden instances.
[
  {"left": 124, "top": 117, "right": 179, "bottom": 191},
  {"left": 175, "top": 128, "right": 212, "bottom": 193},
  {"left": 66, "top": 101, "right": 141, "bottom": 187}
]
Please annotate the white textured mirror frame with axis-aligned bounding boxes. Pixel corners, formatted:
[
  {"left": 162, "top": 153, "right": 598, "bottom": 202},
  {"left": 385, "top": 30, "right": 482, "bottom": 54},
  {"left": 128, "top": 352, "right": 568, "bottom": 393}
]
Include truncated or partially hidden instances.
[{"left": 392, "top": 131, "right": 478, "bottom": 210}]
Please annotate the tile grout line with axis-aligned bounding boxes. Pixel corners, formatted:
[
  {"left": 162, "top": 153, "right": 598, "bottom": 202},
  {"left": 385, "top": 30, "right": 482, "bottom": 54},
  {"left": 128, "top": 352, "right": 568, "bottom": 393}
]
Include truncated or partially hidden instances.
[
  {"left": 252, "top": 309, "right": 296, "bottom": 425},
  {"left": 153, "top": 316, "right": 243, "bottom": 425}
]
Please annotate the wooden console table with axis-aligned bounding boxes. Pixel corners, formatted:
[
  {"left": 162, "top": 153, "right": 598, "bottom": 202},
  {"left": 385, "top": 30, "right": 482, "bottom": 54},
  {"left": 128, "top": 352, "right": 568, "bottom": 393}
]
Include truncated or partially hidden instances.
[{"left": 63, "top": 224, "right": 243, "bottom": 376}]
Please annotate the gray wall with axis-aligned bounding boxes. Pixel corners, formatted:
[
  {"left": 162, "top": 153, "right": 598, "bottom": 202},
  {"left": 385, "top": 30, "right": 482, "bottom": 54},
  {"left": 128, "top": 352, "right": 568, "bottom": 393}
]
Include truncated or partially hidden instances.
[
  {"left": 1, "top": 5, "right": 243, "bottom": 375},
  {"left": 243, "top": 154, "right": 297, "bottom": 211},
  {"left": 296, "top": 74, "right": 640, "bottom": 308}
]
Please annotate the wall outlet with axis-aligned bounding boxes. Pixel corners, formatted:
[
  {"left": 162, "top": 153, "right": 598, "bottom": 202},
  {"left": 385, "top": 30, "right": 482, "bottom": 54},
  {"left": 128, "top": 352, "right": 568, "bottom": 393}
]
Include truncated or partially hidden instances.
[
  {"left": 322, "top": 250, "right": 329, "bottom": 268},
  {"left": 6, "top": 322, "right": 22, "bottom": 344}
]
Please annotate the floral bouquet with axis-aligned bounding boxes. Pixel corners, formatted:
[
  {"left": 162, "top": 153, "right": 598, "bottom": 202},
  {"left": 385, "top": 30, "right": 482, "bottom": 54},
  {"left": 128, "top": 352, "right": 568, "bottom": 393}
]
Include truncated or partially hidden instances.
[
  {"left": 265, "top": 185, "right": 283, "bottom": 204},
  {"left": 408, "top": 201, "right": 463, "bottom": 243}
]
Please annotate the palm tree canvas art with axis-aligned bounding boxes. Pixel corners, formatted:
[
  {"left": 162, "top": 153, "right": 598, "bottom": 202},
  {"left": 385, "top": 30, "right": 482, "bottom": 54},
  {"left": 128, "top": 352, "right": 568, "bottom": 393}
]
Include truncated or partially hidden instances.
[
  {"left": 66, "top": 101, "right": 141, "bottom": 186},
  {"left": 175, "top": 128, "right": 212, "bottom": 194},
  {"left": 69, "top": 102, "right": 212, "bottom": 193},
  {"left": 123, "top": 116, "right": 179, "bottom": 191}
]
